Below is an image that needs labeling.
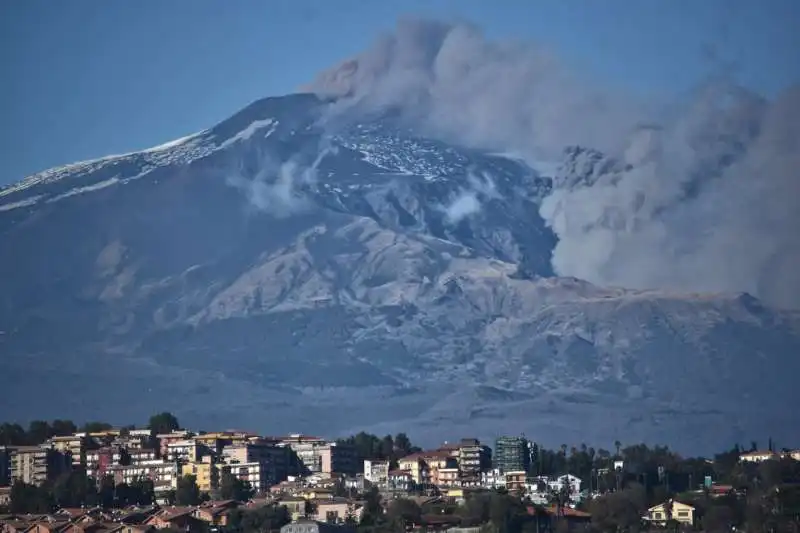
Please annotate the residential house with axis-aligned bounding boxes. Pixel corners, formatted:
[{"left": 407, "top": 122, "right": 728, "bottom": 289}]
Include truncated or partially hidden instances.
[
  {"left": 549, "top": 474, "right": 582, "bottom": 497},
  {"left": 645, "top": 500, "right": 695, "bottom": 526},
  {"left": 312, "top": 497, "right": 362, "bottom": 524},
  {"left": 398, "top": 450, "right": 457, "bottom": 487},
  {"left": 526, "top": 505, "right": 592, "bottom": 531},
  {"left": 192, "top": 500, "right": 239, "bottom": 527},
  {"left": 739, "top": 450, "right": 780, "bottom": 463},
  {"left": 281, "top": 497, "right": 310, "bottom": 519},
  {"left": 504, "top": 471, "right": 527, "bottom": 493},
  {"left": 143, "top": 508, "right": 204, "bottom": 530}
]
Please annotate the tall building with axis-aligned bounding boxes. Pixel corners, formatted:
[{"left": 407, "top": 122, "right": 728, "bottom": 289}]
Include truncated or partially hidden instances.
[
  {"left": 281, "top": 435, "right": 356, "bottom": 475},
  {"left": 222, "top": 440, "right": 289, "bottom": 484},
  {"left": 493, "top": 436, "right": 531, "bottom": 474},
  {"left": 456, "top": 438, "right": 492, "bottom": 485},
  {"left": 10, "top": 446, "right": 70, "bottom": 486},
  {"left": 49, "top": 435, "right": 88, "bottom": 467}
]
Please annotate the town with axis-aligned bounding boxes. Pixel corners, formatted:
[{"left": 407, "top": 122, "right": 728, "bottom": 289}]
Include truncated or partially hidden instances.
[{"left": 1, "top": 414, "right": 799, "bottom": 532}]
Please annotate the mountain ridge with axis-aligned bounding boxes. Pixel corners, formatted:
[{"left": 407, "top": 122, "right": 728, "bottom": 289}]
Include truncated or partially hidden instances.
[{"left": 2, "top": 92, "right": 798, "bottom": 453}]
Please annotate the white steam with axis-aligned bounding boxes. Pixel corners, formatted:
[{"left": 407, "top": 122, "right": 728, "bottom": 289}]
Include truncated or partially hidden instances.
[
  {"left": 309, "top": 19, "right": 800, "bottom": 309},
  {"left": 440, "top": 171, "right": 501, "bottom": 224},
  {"left": 226, "top": 144, "right": 336, "bottom": 218}
]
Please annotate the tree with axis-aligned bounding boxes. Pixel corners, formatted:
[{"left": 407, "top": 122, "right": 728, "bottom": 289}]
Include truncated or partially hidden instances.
[
  {"left": 0, "top": 423, "right": 27, "bottom": 445},
  {"left": 27, "top": 420, "right": 52, "bottom": 445},
  {"left": 9, "top": 480, "right": 54, "bottom": 514},
  {"left": 359, "top": 486, "right": 385, "bottom": 527},
  {"left": 51, "top": 419, "right": 77, "bottom": 437},
  {"left": 175, "top": 474, "right": 202, "bottom": 505},
  {"left": 488, "top": 491, "right": 525, "bottom": 533},
  {"left": 52, "top": 470, "right": 97, "bottom": 507},
  {"left": 148, "top": 412, "right": 180, "bottom": 434},
  {"left": 387, "top": 498, "right": 422, "bottom": 528},
  {"left": 82, "top": 421, "right": 113, "bottom": 433},
  {"left": 220, "top": 471, "right": 254, "bottom": 502},
  {"left": 228, "top": 504, "right": 290, "bottom": 533}
]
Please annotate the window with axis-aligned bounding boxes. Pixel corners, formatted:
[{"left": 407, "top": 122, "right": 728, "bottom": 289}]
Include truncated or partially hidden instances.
[
  {"left": 654, "top": 512, "right": 663, "bottom": 520},
  {"left": 678, "top": 511, "right": 689, "bottom": 518}
]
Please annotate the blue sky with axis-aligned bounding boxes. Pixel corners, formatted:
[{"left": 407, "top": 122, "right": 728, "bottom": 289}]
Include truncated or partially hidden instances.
[{"left": 1, "top": 0, "right": 798, "bottom": 184}]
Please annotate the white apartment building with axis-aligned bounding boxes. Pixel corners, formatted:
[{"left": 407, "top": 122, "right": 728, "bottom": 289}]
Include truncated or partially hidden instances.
[
  {"left": 224, "top": 461, "right": 267, "bottom": 492},
  {"left": 106, "top": 459, "right": 179, "bottom": 497},
  {"left": 165, "top": 439, "right": 199, "bottom": 462},
  {"left": 363, "top": 459, "right": 389, "bottom": 486}
]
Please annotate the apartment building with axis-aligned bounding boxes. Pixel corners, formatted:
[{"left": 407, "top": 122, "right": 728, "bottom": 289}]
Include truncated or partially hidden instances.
[
  {"left": 106, "top": 459, "right": 179, "bottom": 499},
  {"left": 494, "top": 436, "right": 532, "bottom": 473},
  {"left": 86, "top": 446, "right": 121, "bottom": 479},
  {"left": 49, "top": 435, "right": 87, "bottom": 467},
  {"left": 222, "top": 440, "right": 289, "bottom": 484},
  {"left": 222, "top": 461, "right": 269, "bottom": 492},
  {"left": 183, "top": 458, "right": 220, "bottom": 493},
  {"left": 282, "top": 435, "right": 356, "bottom": 475},
  {"left": 455, "top": 438, "right": 491, "bottom": 486},
  {"left": 118, "top": 429, "right": 155, "bottom": 450},
  {"left": 165, "top": 439, "right": 203, "bottom": 462},
  {"left": 10, "top": 446, "right": 70, "bottom": 486},
  {"left": 156, "top": 430, "right": 192, "bottom": 458},
  {"left": 320, "top": 443, "right": 357, "bottom": 476},
  {"left": 363, "top": 459, "right": 389, "bottom": 486}
]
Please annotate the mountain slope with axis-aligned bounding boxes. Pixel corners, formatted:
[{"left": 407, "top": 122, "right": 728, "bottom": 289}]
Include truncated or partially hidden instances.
[{"left": 1, "top": 93, "right": 798, "bottom": 453}]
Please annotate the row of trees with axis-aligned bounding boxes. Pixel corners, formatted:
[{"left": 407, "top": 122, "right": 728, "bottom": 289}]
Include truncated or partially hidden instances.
[
  {"left": 0, "top": 412, "right": 181, "bottom": 446},
  {"left": 9, "top": 472, "right": 155, "bottom": 513},
  {"left": 6, "top": 470, "right": 255, "bottom": 513},
  {"left": 336, "top": 431, "right": 421, "bottom": 467}
]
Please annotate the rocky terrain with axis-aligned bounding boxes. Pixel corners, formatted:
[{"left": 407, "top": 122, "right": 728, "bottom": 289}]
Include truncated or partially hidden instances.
[{"left": 2, "top": 93, "right": 798, "bottom": 454}]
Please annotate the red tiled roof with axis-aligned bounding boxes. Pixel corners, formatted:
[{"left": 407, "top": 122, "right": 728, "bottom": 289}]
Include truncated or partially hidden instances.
[{"left": 528, "top": 506, "right": 591, "bottom": 519}]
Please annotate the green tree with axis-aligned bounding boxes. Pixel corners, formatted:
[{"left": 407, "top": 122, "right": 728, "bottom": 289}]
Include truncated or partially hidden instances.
[
  {"left": 82, "top": 421, "right": 113, "bottom": 433},
  {"left": 175, "top": 474, "right": 202, "bottom": 505},
  {"left": 220, "top": 470, "right": 255, "bottom": 502},
  {"left": 9, "top": 480, "right": 54, "bottom": 514},
  {"left": 228, "top": 504, "right": 291, "bottom": 532},
  {"left": 148, "top": 412, "right": 180, "bottom": 434},
  {"left": 51, "top": 419, "right": 77, "bottom": 437},
  {"left": 52, "top": 470, "right": 97, "bottom": 507},
  {"left": 387, "top": 498, "right": 422, "bottom": 528},
  {"left": 0, "top": 423, "right": 27, "bottom": 445},
  {"left": 359, "top": 486, "right": 385, "bottom": 527},
  {"left": 488, "top": 491, "right": 525, "bottom": 533},
  {"left": 27, "top": 420, "right": 52, "bottom": 444}
]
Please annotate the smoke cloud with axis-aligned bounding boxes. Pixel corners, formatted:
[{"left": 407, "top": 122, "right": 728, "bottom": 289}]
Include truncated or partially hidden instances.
[{"left": 309, "top": 19, "right": 800, "bottom": 309}]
